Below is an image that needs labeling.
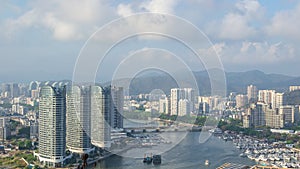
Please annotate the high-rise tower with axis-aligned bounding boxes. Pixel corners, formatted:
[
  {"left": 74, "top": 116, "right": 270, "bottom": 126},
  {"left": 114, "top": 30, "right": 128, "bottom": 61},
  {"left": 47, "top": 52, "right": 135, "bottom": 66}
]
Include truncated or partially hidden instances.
[
  {"left": 247, "top": 85, "right": 258, "bottom": 103},
  {"left": 111, "top": 86, "right": 124, "bottom": 129},
  {"left": 66, "top": 85, "right": 92, "bottom": 154},
  {"left": 38, "top": 86, "right": 67, "bottom": 167},
  {"left": 90, "top": 85, "right": 111, "bottom": 148}
]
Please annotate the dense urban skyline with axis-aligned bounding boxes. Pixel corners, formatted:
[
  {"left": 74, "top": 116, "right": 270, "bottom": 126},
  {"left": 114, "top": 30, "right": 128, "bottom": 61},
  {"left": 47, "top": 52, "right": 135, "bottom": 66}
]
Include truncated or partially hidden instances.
[{"left": 1, "top": 1, "right": 300, "bottom": 168}]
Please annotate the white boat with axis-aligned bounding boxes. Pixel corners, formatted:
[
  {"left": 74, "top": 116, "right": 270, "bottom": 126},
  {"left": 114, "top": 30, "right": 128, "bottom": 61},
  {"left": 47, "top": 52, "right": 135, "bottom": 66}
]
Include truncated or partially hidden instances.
[
  {"left": 240, "top": 153, "right": 247, "bottom": 157},
  {"left": 205, "top": 160, "right": 209, "bottom": 166}
]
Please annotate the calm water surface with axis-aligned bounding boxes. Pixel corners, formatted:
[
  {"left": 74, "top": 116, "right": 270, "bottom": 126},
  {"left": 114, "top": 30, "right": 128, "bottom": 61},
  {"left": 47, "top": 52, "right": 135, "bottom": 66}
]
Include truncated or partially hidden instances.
[{"left": 94, "top": 132, "right": 255, "bottom": 169}]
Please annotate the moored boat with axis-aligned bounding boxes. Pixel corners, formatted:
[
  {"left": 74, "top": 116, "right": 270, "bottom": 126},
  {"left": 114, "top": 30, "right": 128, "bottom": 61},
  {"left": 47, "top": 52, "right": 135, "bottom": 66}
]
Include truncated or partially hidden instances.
[
  {"left": 143, "top": 154, "right": 153, "bottom": 164},
  {"left": 153, "top": 155, "right": 161, "bottom": 165}
]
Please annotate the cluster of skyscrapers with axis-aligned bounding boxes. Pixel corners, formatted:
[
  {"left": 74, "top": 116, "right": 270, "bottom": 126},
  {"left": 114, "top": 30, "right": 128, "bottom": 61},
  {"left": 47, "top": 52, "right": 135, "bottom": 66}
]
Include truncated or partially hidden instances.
[
  {"left": 239, "top": 85, "right": 299, "bottom": 129},
  {"left": 159, "top": 88, "right": 195, "bottom": 116},
  {"left": 37, "top": 85, "right": 124, "bottom": 167},
  {"left": 1, "top": 83, "right": 21, "bottom": 98},
  {"left": 158, "top": 85, "right": 300, "bottom": 130}
]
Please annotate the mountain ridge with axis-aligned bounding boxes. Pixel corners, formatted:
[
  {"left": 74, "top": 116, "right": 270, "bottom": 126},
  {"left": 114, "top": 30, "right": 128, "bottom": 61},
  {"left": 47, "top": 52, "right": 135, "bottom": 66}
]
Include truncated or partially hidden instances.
[{"left": 126, "top": 69, "right": 300, "bottom": 95}]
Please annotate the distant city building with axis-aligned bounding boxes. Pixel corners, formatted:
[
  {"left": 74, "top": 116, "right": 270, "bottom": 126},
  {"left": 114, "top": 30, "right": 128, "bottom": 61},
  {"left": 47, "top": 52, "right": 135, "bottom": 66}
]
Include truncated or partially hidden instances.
[
  {"left": 235, "top": 94, "right": 248, "bottom": 108},
  {"left": 244, "top": 103, "right": 266, "bottom": 128},
  {"left": 258, "top": 90, "right": 276, "bottom": 109},
  {"left": 242, "top": 115, "right": 251, "bottom": 128},
  {"left": 91, "top": 86, "right": 111, "bottom": 148},
  {"left": 159, "top": 98, "right": 167, "bottom": 113},
  {"left": 165, "top": 97, "right": 171, "bottom": 114},
  {"left": 184, "top": 88, "right": 195, "bottom": 112},
  {"left": 30, "top": 121, "right": 39, "bottom": 139},
  {"left": 255, "top": 102, "right": 267, "bottom": 127},
  {"left": 294, "top": 105, "right": 300, "bottom": 122},
  {"left": 198, "top": 96, "right": 223, "bottom": 110},
  {"left": 1, "top": 83, "right": 10, "bottom": 93},
  {"left": 264, "top": 104, "right": 283, "bottom": 129},
  {"left": 171, "top": 88, "right": 181, "bottom": 116},
  {"left": 210, "top": 96, "right": 223, "bottom": 110},
  {"left": 198, "top": 96, "right": 210, "bottom": 104},
  {"left": 29, "top": 81, "right": 40, "bottom": 91},
  {"left": 111, "top": 86, "right": 124, "bottom": 129},
  {"left": 275, "top": 92, "right": 284, "bottom": 109},
  {"left": 247, "top": 85, "right": 258, "bottom": 103},
  {"left": 38, "top": 86, "right": 68, "bottom": 167},
  {"left": 31, "top": 89, "right": 39, "bottom": 99},
  {"left": 66, "top": 85, "right": 92, "bottom": 154},
  {"left": 1, "top": 83, "right": 11, "bottom": 98},
  {"left": 228, "top": 92, "right": 237, "bottom": 102},
  {"left": 12, "top": 104, "right": 27, "bottom": 115},
  {"left": 170, "top": 88, "right": 195, "bottom": 116},
  {"left": 279, "top": 105, "right": 295, "bottom": 125},
  {"left": 178, "top": 99, "right": 190, "bottom": 116},
  {"left": 198, "top": 102, "right": 209, "bottom": 114},
  {"left": 11, "top": 83, "right": 20, "bottom": 98},
  {"left": 289, "top": 86, "right": 300, "bottom": 92},
  {"left": 159, "top": 97, "right": 171, "bottom": 114},
  {"left": 244, "top": 102, "right": 296, "bottom": 129},
  {"left": 0, "top": 117, "right": 10, "bottom": 141}
]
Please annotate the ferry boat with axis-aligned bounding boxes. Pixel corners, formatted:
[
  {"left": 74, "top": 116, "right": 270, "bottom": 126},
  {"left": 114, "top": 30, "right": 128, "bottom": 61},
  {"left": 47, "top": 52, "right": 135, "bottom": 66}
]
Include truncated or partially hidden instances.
[{"left": 152, "top": 155, "right": 161, "bottom": 165}]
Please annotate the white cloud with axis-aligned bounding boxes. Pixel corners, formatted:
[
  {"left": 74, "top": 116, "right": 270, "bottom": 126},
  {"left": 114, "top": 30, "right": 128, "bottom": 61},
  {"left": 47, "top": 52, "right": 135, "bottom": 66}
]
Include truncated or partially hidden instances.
[
  {"left": 42, "top": 13, "right": 80, "bottom": 40},
  {"left": 265, "top": 3, "right": 300, "bottom": 40},
  {"left": 218, "top": 13, "right": 257, "bottom": 39},
  {"left": 206, "top": 0, "right": 263, "bottom": 40},
  {"left": 4, "top": 0, "right": 116, "bottom": 41},
  {"left": 200, "top": 41, "right": 295, "bottom": 65},
  {"left": 140, "top": 0, "right": 178, "bottom": 14},
  {"left": 3, "top": 0, "right": 181, "bottom": 41},
  {"left": 236, "top": 41, "right": 294, "bottom": 63},
  {"left": 117, "top": 4, "right": 134, "bottom": 17},
  {"left": 235, "top": 0, "right": 263, "bottom": 19}
]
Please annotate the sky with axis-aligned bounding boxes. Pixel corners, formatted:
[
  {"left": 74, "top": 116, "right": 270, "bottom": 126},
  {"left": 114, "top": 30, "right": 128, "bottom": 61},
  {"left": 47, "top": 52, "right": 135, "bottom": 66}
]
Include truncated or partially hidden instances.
[{"left": 0, "top": 0, "right": 300, "bottom": 82}]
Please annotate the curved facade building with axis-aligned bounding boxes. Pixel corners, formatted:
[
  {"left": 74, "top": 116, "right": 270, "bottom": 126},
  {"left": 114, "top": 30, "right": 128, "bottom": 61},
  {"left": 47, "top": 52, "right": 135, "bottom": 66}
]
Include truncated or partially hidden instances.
[
  {"left": 91, "top": 85, "right": 111, "bottom": 148},
  {"left": 66, "top": 85, "right": 92, "bottom": 154},
  {"left": 38, "top": 86, "right": 67, "bottom": 167}
]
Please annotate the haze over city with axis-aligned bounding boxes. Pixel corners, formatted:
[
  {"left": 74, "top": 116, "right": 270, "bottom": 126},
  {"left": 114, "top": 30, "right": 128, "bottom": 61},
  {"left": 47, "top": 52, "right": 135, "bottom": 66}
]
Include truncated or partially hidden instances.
[{"left": 2, "top": 1, "right": 300, "bottom": 169}]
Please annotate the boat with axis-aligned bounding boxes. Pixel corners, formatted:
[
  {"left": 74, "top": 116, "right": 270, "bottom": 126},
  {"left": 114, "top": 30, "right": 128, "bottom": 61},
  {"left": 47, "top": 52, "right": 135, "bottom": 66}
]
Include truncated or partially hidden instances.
[
  {"left": 240, "top": 153, "right": 247, "bottom": 157},
  {"left": 205, "top": 160, "right": 209, "bottom": 166},
  {"left": 152, "top": 155, "right": 161, "bottom": 165},
  {"left": 143, "top": 154, "right": 152, "bottom": 164}
]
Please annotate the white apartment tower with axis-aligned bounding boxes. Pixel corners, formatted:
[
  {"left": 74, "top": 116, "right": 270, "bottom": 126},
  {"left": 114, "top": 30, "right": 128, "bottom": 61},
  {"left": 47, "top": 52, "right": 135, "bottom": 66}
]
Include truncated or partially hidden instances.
[
  {"left": 247, "top": 85, "right": 258, "bottom": 103},
  {"left": 171, "top": 88, "right": 181, "bottom": 115},
  {"left": 111, "top": 86, "right": 124, "bottom": 129},
  {"left": 258, "top": 90, "right": 276, "bottom": 109},
  {"left": 91, "top": 86, "right": 111, "bottom": 148},
  {"left": 38, "top": 86, "right": 67, "bottom": 167},
  {"left": 66, "top": 85, "right": 92, "bottom": 154},
  {"left": 275, "top": 93, "right": 284, "bottom": 108},
  {"left": 170, "top": 88, "right": 195, "bottom": 116},
  {"left": 178, "top": 99, "right": 190, "bottom": 116},
  {"left": 0, "top": 117, "right": 10, "bottom": 141},
  {"left": 236, "top": 94, "right": 248, "bottom": 108}
]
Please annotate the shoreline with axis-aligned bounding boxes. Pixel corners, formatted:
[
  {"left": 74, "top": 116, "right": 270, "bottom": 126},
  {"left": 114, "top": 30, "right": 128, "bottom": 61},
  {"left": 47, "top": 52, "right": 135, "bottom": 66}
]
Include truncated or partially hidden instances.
[{"left": 216, "top": 130, "right": 300, "bottom": 168}]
